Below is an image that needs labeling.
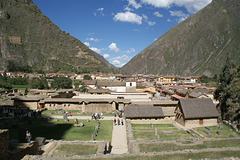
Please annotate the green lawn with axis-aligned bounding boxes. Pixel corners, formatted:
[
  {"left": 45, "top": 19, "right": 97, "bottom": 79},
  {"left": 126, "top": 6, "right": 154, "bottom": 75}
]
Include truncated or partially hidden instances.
[
  {"left": 195, "top": 123, "right": 240, "bottom": 138},
  {"left": 139, "top": 139, "right": 240, "bottom": 152},
  {"left": 81, "top": 151, "right": 240, "bottom": 160},
  {"left": 52, "top": 144, "right": 98, "bottom": 155},
  {"left": 133, "top": 131, "right": 156, "bottom": 140},
  {"left": 11, "top": 85, "right": 28, "bottom": 90},
  {"left": 9, "top": 119, "right": 113, "bottom": 141}
]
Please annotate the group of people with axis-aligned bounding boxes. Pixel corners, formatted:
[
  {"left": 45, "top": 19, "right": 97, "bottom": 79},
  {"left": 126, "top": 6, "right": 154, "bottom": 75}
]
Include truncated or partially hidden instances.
[
  {"left": 91, "top": 112, "right": 103, "bottom": 120},
  {"left": 114, "top": 118, "right": 124, "bottom": 126}
]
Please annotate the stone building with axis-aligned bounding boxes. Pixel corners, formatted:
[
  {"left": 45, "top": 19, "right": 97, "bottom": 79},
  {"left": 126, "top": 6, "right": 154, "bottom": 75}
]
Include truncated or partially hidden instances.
[{"left": 175, "top": 98, "right": 219, "bottom": 128}]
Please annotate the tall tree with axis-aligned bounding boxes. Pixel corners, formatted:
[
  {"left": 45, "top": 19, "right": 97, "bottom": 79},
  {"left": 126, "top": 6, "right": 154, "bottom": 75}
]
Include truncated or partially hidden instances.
[
  {"left": 214, "top": 57, "right": 239, "bottom": 129},
  {"left": 51, "top": 76, "right": 72, "bottom": 89}
]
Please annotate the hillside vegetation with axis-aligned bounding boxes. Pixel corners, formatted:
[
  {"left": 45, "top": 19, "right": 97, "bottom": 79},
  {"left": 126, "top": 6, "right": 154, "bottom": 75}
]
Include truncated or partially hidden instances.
[
  {"left": 0, "top": 0, "right": 115, "bottom": 74},
  {"left": 121, "top": 0, "right": 240, "bottom": 76}
]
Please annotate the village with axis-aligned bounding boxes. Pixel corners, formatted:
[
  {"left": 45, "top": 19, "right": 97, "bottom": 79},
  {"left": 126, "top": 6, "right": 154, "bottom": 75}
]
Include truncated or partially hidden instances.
[{"left": 0, "top": 71, "right": 240, "bottom": 159}]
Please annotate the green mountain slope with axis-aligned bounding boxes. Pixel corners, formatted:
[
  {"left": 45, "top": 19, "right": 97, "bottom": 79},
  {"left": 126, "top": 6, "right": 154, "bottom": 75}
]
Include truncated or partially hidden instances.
[
  {"left": 0, "top": 0, "right": 115, "bottom": 73},
  {"left": 121, "top": 0, "right": 240, "bottom": 76}
]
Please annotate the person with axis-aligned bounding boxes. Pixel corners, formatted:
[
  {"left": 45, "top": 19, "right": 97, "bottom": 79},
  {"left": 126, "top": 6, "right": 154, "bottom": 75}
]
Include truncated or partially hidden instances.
[
  {"left": 26, "top": 131, "right": 31, "bottom": 144},
  {"left": 121, "top": 119, "right": 124, "bottom": 125},
  {"left": 117, "top": 119, "right": 120, "bottom": 126},
  {"left": 114, "top": 119, "right": 116, "bottom": 126},
  {"left": 69, "top": 111, "right": 72, "bottom": 116}
]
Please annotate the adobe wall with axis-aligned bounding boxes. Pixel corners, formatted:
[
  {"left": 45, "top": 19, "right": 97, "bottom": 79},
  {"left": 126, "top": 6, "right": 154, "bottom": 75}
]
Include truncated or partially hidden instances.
[
  {"left": 129, "top": 117, "right": 174, "bottom": 124},
  {"left": 0, "top": 129, "right": 9, "bottom": 159},
  {"left": 84, "top": 103, "right": 113, "bottom": 113},
  {"left": 185, "top": 118, "right": 218, "bottom": 128},
  {"left": 8, "top": 142, "right": 38, "bottom": 160},
  {"left": 161, "top": 107, "right": 176, "bottom": 117},
  {"left": 45, "top": 103, "right": 83, "bottom": 110},
  {"left": 14, "top": 101, "right": 38, "bottom": 110},
  {"left": 175, "top": 116, "right": 185, "bottom": 126}
]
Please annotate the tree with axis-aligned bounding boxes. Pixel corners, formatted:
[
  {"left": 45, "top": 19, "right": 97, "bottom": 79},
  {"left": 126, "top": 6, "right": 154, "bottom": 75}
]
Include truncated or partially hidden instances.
[
  {"left": 83, "top": 75, "right": 92, "bottom": 80},
  {"left": 79, "top": 84, "right": 88, "bottom": 93},
  {"left": 51, "top": 76, "right": 72, "bottom": 89},
  {"left": 28, "top": 77, "right": 49, "bottom": 89},
  {"left": 214, "top": 57, "right": 239, "bottom": 128}
]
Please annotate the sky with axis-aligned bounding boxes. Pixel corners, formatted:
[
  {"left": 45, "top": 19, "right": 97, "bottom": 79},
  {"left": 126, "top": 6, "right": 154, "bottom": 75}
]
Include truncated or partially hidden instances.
[{"left": 32, "top": 0, "right": 212, "bottom": 68}]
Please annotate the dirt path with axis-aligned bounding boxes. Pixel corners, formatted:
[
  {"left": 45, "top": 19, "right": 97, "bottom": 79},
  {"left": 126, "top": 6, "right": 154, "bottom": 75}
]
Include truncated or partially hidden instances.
[{"left": 111, "top": 118, "right": 129, "bottom": 154}]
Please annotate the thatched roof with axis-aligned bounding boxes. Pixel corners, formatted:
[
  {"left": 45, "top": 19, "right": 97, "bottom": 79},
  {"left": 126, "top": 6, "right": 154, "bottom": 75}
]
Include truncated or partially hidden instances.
[
  {"left": 179, "top": 98, "right": 219, "bottom": 119},
  {"left": 124, "top": 105, "right": 164, "bottom": 119},
  {"left": 87, "top": 88, "right": 112, "bottom": 94}
]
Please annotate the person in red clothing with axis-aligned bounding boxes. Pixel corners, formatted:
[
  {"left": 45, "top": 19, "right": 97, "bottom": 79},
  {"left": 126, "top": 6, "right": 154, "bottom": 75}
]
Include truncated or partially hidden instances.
[
  {"left": 69, "top": 111, "right": 72, "bottom": 116},
  {"left": 114, "top": 119, "right": 116, "bottom": 126}
]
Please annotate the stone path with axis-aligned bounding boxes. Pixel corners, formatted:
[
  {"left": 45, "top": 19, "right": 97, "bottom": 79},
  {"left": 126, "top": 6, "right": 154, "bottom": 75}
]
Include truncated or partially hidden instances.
[{"left": 111, "top": 118, "right": 129, "bottom": 154}]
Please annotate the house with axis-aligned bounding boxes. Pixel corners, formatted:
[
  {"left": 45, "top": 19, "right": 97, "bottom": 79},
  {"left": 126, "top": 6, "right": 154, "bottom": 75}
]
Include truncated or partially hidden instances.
[
  {"left": 82, "top": 80, "right": 97, "bottom": 88},
  {"left": 175, "top": 99, "right": 219, "bottom": 128},
  {"left": 124, "top": 105, "right": 164, "bottom": 119},
  {"left": 97, "top": 81, "right": 126, "bottom": 92},
  {"left": 158, "top": 76, "right": 175, "bottom": 82},
  {"left": 12, "top": 96, "right": 48, "bottom": 110}
]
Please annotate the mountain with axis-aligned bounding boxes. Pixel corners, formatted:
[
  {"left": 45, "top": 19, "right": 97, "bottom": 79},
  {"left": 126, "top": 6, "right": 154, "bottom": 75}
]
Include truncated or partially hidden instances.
[
  {"left": 121, "top": 0, "right": 240, "bottom": 76},
  {"left": 0, "top": 0, "right": 115, "bottom": 73}
]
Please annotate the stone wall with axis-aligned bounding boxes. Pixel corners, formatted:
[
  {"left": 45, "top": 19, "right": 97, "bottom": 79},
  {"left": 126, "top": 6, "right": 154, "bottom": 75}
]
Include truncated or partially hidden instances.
[
  {"left": 8, "top": 142, "right": 39, "bottom": 160},
  {"left": 129, "top": 117, "right": 174, "bottom": 124},
  {"left": 14, "top": 101, "right": 38, "bottom": 110},
  {"left": 46, "top": 103, "right": 82, "bottom": 110},
  {"left": 185, "top": 118, "right": 218, "bottom": 128},
  {"left": 84, "top": 103, "right": 113, "bottom": 113},
  {"left": 0, "top": 129, "right": 9, "bottom": 159}
]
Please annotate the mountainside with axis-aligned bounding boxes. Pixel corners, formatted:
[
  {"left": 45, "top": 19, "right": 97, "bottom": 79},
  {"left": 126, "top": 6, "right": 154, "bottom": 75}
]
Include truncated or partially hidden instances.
[
  {"left": 121, "top": 0, "right": 240, "bottom": 76},
  {"left": 0, "top": 0, "right": 115, "bottom": 73}
]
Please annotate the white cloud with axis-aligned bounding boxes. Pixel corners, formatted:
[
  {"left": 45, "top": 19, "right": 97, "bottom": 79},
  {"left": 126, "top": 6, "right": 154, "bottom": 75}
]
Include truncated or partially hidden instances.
[
  {"left": 169, "top": 10, "right": 189, "bottom": 23},
  {"left": 113, "top": 11, "right": 142, "bottom": 24},
  {"left": 128, "top": 0, "right": 142, "bottom": 9},
  {"left": 90, "top": 47, "right": 101, "bottom": 54},
  {"left": 108, "top": 43, "right": 120, "bottom": 53},
  {"left": 125, "top": 48, "right": 136, "bottom": 54},
  {"left": 169, "top": 10, "right": 188, "bottom": 17},
  {"left": 84, "top": 42, "right": 90, "bottom": 47},
  {"left": 154, "top": 11, "right": 163, "bottom": 18},
  {"left": 94, "top": 8, "right": 104, "bottom": 16},
  {"left": 142, "top": 14, "right": 156, "bottom": 26},
  {"left": 86, "top": 37, "right": 101, "bottom": 42},
  {"left": 124, "top": 6, "right": 133, "bottom": 11},
  {"left": 167, "top": 18, "right": 172, "bottom": 22},
  {"left": 110, "top": 55, "right": 130, "bottom": 67},
  {"left": 103, "top": 54, "right": 110, "bottom": 59},
  {"left": 140, "top": 0, "right": 211, "bottom": 14},
  {"left": 112, "top": 60, "right": 122, "bottom": 67}
]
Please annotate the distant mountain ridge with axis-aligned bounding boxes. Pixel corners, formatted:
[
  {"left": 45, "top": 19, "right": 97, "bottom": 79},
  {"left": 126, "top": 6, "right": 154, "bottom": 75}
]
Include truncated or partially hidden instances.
[
  {"left": 121, "top": 0, "right": 240, "bottom": 76},
  {"left": 0, "top": 0, "right": 115, "bottom": 73}
]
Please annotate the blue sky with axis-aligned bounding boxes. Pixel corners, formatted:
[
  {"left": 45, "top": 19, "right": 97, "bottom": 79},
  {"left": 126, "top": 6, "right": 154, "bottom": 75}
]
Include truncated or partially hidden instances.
[{"left": 32, "top": 0, "right": 211, "bottom": 68}]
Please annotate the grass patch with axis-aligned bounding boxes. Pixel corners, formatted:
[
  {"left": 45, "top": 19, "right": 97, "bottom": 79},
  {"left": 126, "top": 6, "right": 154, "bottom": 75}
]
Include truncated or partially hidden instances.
[
  {"left": 84, "top": 151, "right": 240, "bottom": 160},
  {"left": 11, "top": 85, "right": 28, "bottom": 90},
  {"left": 195, "top": 123, "right": 240, "bottom": 138},
  {"left": 9, "top": 119, "right": 112, "bottom": 141},
  {"left": 95, "top": 120, "right": 113, "bottom": 140},
  {"left": 52, "top": 144, "right": 97, "bottom": 155},
  {"left": 139, "top": 139, "right": 240, "bottom": 152},
  {"left": 133, "top": 131, "right": 156, "bottom": 140}
]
